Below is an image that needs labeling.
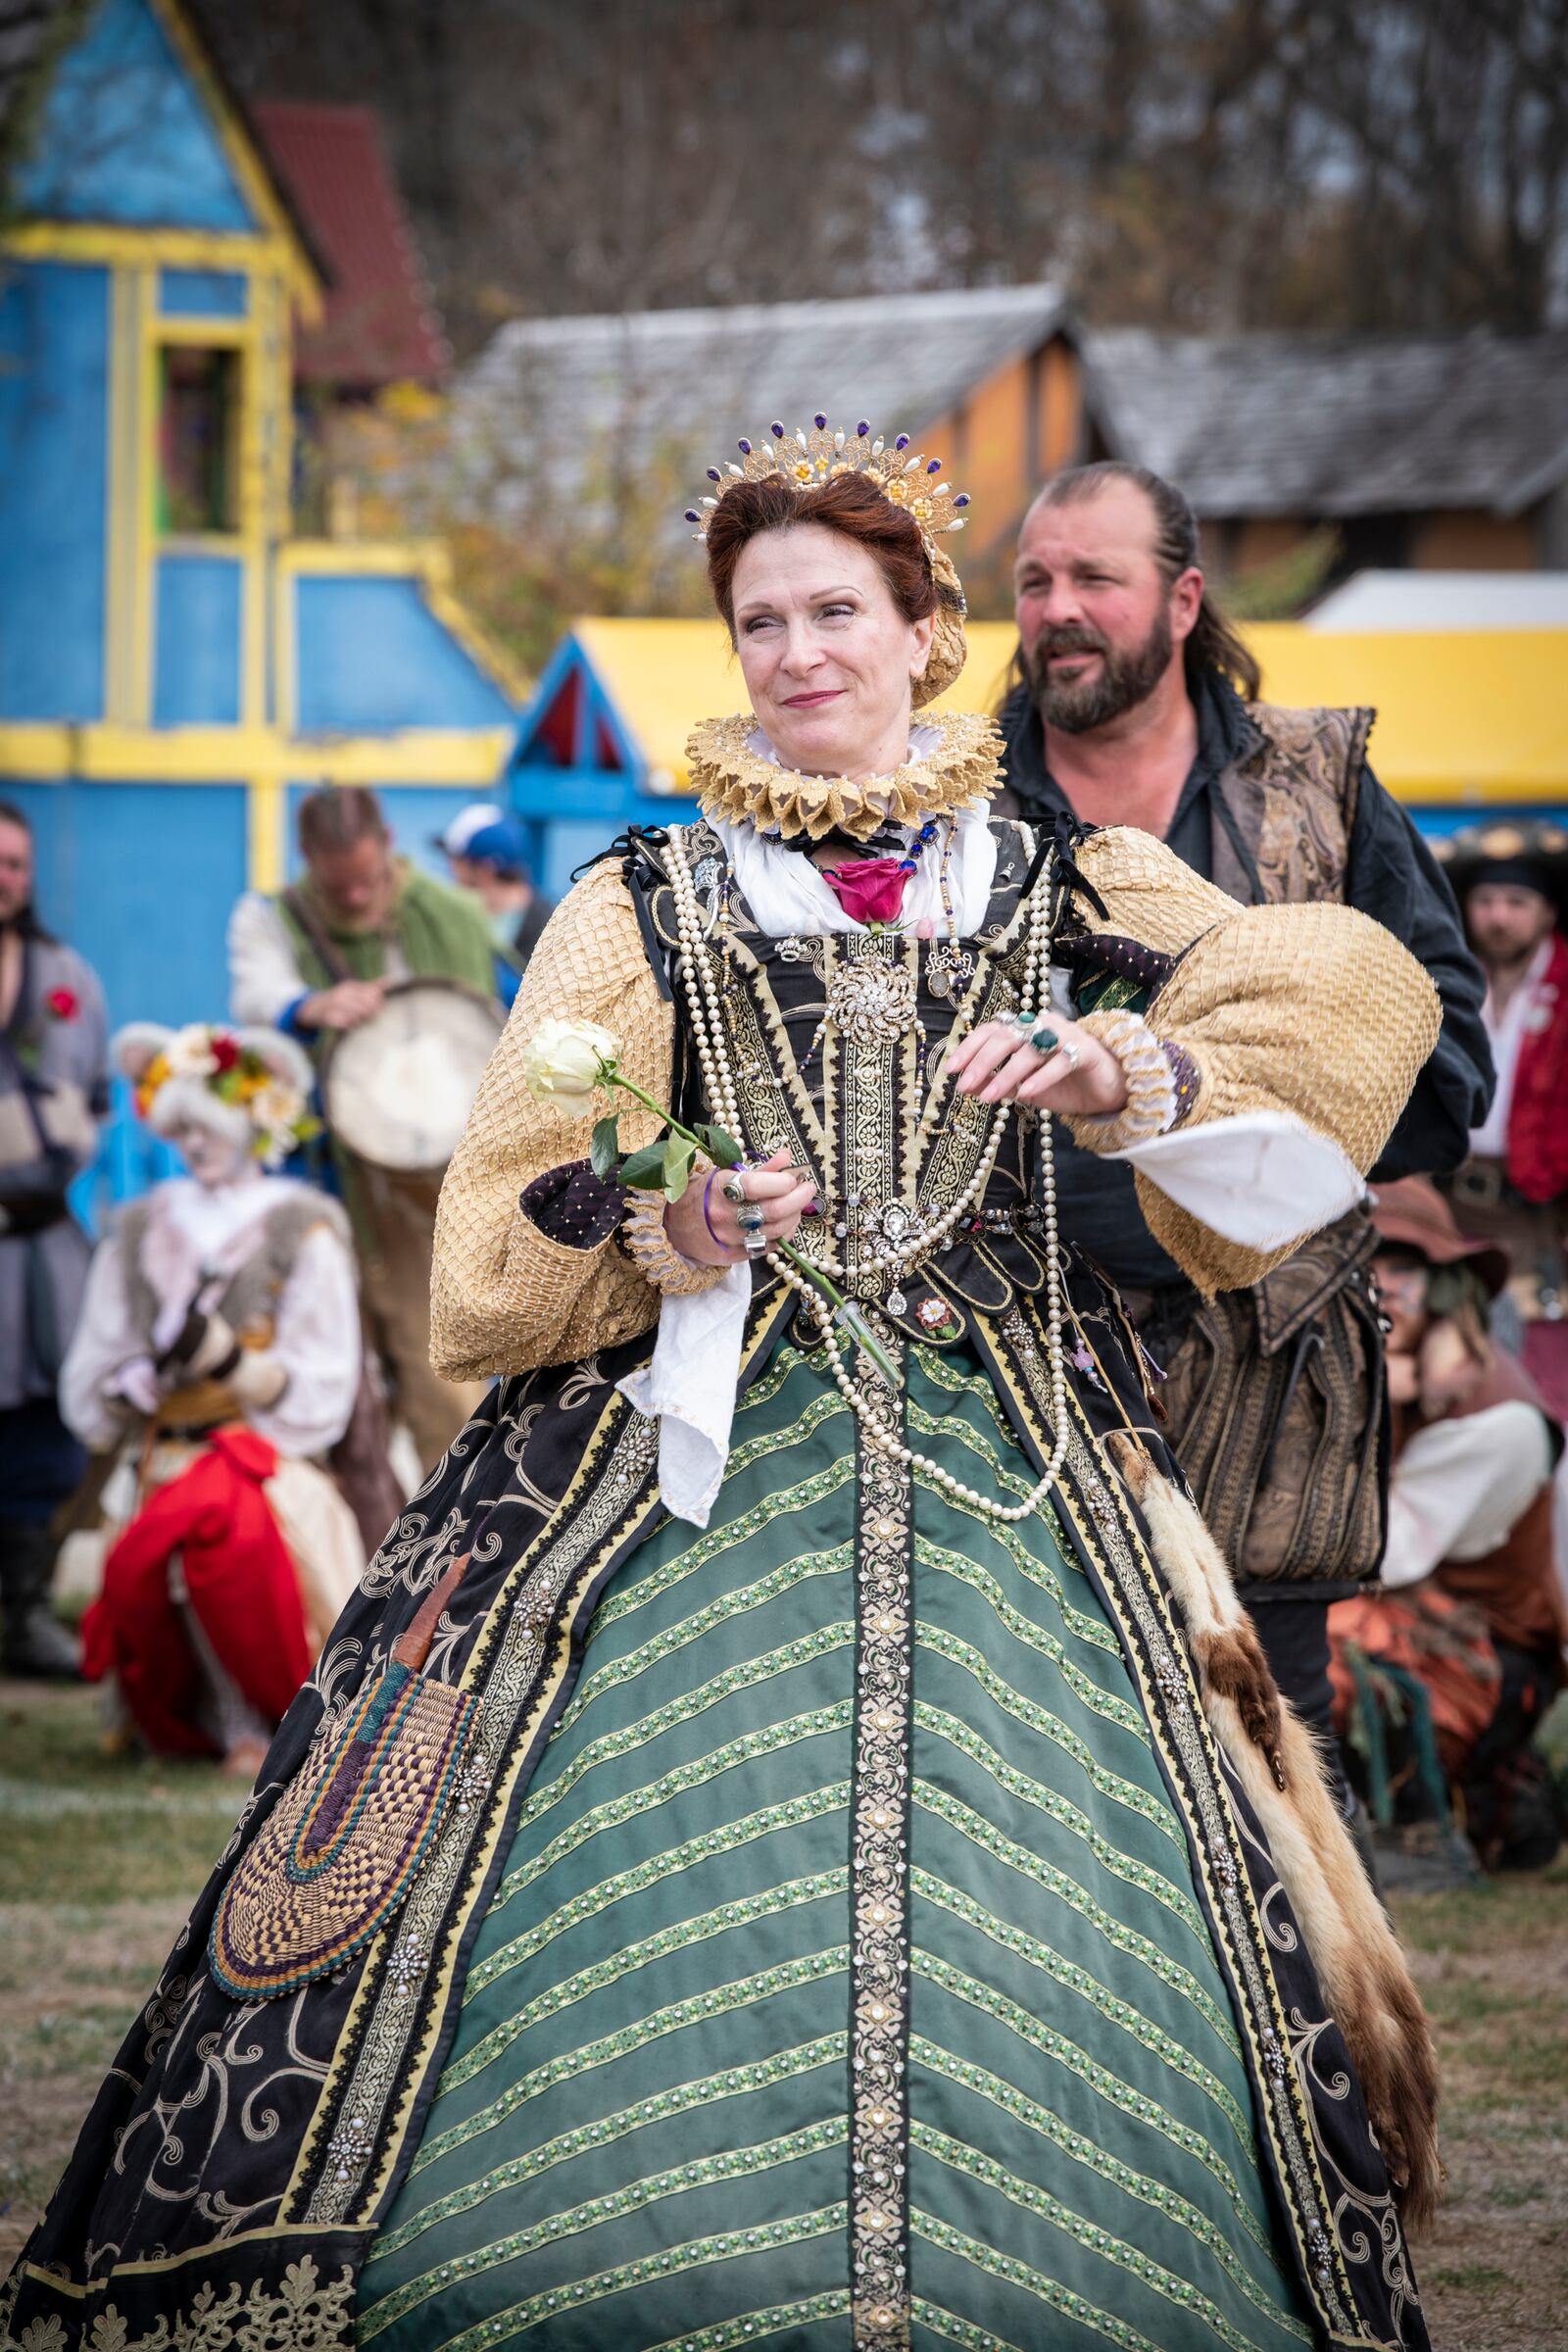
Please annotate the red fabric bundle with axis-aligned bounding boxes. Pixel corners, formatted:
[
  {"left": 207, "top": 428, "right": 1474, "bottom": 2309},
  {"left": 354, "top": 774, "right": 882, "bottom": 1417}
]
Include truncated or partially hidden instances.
[{"left": 81, "top": 1427, "right": 311, "bottom": 1756}]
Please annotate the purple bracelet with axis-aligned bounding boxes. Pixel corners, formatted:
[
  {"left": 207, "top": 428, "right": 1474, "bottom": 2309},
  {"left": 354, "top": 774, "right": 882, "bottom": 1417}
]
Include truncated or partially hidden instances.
[{"left": 702, "top": 1166, "right": 727, "bottom": 1250}]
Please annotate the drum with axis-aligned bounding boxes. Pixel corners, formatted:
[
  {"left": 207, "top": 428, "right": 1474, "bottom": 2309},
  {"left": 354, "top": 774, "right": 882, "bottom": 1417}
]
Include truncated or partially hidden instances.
[{"left": 321, "top": 979, "right": 504, "bottom": 1174}]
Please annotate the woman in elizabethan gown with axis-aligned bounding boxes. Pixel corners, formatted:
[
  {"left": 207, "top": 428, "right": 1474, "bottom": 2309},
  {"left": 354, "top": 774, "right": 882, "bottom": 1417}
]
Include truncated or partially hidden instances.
[{"left": 6, "top": 421, "right": 1441, "bottom": 2352}]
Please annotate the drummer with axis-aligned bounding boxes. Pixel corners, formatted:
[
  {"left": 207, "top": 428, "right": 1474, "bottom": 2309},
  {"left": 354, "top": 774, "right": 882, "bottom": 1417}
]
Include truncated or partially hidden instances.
[{"left": 226, "top": 786, "right": 495, "bottom": 1470}]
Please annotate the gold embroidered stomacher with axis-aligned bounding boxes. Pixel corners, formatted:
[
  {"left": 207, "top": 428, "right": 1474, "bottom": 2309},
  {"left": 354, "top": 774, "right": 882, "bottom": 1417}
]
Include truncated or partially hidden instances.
[{"left": 687, "top": 709, "right": 1002, "bottom": 844}]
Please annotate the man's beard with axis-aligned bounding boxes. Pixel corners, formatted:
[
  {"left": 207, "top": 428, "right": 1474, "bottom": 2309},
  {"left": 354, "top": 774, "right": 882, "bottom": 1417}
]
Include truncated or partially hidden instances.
[
  {"left": 1024, "top": 609, "right": 1174, "bottom": 733},
  {"left": 1471, "top": 923, "right": 1546, "bottom": 977}
]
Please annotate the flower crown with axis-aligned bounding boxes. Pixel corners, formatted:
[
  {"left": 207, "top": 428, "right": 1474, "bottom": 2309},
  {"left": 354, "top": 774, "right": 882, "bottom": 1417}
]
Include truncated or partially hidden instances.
[
  {"left": 684, "top": 415, "right": 971, "bottom": 553},
  {"left": 130, "top": 1024, "right": 318, "bottom": 1168}
]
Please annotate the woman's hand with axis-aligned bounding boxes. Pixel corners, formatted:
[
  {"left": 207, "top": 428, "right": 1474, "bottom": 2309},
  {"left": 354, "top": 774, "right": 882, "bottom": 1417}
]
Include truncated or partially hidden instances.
[
  {"left": 663, "top": 1147, "right": 818, "bottom": 1268},
  {"left": 947, "top": 1017, "right": 1128, "bottom": 1115}
]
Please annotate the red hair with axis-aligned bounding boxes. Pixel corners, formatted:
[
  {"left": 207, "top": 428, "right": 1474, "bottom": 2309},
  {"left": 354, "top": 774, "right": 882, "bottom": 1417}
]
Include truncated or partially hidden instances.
[{"left": 704, "top": 470, "right": 937, "bottom": 638}]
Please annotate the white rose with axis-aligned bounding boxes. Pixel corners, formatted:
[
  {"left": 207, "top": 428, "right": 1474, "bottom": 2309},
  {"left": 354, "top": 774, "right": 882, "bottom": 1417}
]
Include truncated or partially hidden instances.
[
  {"left": 165, "top": 1024, "right": 219, "bottom": 1080},
  {"left": 518, "top": 1018, "right": 620, "bottom": 1117}
]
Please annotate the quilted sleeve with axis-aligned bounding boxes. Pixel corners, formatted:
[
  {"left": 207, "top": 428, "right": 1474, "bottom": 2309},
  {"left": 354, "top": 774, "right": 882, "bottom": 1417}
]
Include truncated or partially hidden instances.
[{"left": 430, "top": 860, "right": 718, "bottom": 1380}]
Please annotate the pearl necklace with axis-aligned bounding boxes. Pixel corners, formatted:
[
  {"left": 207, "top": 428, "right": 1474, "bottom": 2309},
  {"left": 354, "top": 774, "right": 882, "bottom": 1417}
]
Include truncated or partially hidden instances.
[
  {"left": 667, "top": 822, "right": 1049, "bottom": 1290},
  {"left": 663, "top": 822, "right": 1072, "bottom": 1522}
]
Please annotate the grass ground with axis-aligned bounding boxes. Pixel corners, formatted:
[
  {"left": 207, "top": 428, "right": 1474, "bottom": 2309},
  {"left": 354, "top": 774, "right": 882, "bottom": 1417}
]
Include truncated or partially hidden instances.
[{"left": 1, "top": 1679, "right": 1565, "bottom": 2344}]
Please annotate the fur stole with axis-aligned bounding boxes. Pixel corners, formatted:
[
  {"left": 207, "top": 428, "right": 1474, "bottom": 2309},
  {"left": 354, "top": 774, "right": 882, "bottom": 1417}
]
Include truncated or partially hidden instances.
[{"left": 1108, "top": 1434, "right": 1444, "bottom": 2232}]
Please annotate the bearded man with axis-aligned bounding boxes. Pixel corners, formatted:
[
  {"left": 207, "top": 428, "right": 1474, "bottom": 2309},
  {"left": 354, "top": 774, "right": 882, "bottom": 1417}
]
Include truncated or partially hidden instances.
[
  {"left": 999, "top": 462, "right": 1494, "bottom": 1815},
  {"left": 0, "top": 800, "right": 108, "bottom": 1675},
  {"left": 227, "top": 787, "right": 495, "bottom": 1474}
]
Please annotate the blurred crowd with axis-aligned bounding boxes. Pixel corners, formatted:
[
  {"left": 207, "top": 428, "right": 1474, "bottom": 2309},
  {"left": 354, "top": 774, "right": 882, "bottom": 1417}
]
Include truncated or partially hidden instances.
[
  {"left": 2, "top": 458, "right": 1564, "bottom": 1893},
  {"left": 0, "top": 784, "right": 550, "bottom": 1778},
  {"left": 1331, "top": 825, "right": 1568, "bottom": 1882}
]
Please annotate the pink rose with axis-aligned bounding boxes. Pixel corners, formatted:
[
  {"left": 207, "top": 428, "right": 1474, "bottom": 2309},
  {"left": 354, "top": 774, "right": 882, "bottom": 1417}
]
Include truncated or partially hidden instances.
[{"left": 821, "top": 857, "right": 912, "bottom": 926}]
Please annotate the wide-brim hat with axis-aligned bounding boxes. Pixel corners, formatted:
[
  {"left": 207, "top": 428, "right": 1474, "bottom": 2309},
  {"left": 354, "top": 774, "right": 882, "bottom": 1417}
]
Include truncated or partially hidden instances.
[
  {"left": 1368, "top": 1175, "right": 1510, "bottom": 1298},
  {"left": 1432, "top": 819, "right": 1568, "bottom": 922}
]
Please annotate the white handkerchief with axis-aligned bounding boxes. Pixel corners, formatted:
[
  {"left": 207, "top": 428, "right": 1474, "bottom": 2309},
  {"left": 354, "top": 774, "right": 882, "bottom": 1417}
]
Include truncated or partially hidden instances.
[{"left": 617, "top": 1263, "right": 753, "bottom": 1527}]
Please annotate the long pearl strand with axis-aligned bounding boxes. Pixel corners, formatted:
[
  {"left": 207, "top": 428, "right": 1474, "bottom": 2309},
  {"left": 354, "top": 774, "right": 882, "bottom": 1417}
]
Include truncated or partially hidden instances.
[
  {"left": 665, "top": 826, "right": 1049, "bottom": 1288},
  {"left": 663, "top": 824, "right": 1071, "bottom": 1521}
]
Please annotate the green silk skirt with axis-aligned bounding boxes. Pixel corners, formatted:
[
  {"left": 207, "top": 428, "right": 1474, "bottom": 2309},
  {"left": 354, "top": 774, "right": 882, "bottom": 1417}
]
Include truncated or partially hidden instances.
[{"left": 357, "top": 1343, "right": 1314, "bottom": 2352}]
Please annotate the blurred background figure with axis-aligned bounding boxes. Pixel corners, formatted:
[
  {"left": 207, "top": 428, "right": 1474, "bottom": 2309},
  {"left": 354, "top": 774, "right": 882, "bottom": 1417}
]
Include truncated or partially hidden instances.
[
  {"left": 435, "top": 802, "right": 556, "bottom": 1004},
  {"left": 227, "top": 786, "right": 497, "bottom": 1474},
  {"left": 61, "top": 1024, "right": 364, "bottom": 1779},
  {"left": 1330, "top": 1178, "right": 1566, "bottom": 1881},
  {"left": 0, "top": 801, "right": 108, "bottom": 1678},
  {"left": 1442, "top": 823, "right": 1568, "bottom": 1425}
]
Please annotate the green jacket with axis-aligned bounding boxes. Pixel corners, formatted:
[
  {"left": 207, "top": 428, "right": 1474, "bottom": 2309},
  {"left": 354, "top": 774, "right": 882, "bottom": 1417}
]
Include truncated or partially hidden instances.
[{"left": 274, "top": 863, "right": 498, "bottom": 1011}]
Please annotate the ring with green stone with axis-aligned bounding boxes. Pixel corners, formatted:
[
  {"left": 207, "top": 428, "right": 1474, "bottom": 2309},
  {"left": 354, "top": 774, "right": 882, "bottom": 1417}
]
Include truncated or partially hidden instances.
[{"left": 1029, "top": 1023, "right": 1060, "bottom": 1056}]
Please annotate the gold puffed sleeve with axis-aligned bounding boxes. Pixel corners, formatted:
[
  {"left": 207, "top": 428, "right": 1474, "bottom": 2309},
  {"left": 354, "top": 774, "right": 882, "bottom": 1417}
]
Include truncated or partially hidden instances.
[
  {"left": 1065, "top": 826, "right": 1443, "bottom": 1293},
  {"left": 430, "top": 859, "right": 721, "bottom": 1380}
]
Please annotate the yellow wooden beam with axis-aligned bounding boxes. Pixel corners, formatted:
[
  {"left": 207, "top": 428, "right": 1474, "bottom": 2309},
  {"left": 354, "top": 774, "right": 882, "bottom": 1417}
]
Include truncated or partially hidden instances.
[
  {"left": 103, "top": 267, "right": 141, "bottom": 724},
  {"left": 278, "top": 540, "right": 445, "bottom": 578},
  {"left": 154, "top": 317, "right": 253, "bottom": 348},
  {"left": 4, "top": 221, "right": 285, "bottom": 274},
  {"left": 246, "top": 774, "right": 285, "bottom": 891},
  {"left": 0, "top": 722, "right": 514, "bottom": 787}
]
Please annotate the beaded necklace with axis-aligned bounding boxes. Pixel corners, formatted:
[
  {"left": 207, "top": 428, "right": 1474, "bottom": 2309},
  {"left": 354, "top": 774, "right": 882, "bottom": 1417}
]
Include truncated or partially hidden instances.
[{"left": 663, "top": 821, "right": 1070, "bottom": 1522}]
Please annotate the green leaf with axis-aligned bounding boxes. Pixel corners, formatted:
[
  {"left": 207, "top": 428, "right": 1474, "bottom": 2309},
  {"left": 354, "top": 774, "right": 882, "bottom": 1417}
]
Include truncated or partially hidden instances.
[
  {"left": 589, "top": 1115, "right": 621, "bottom": 1178},
  {"left": 693, "top": 1122, "right": 744, "bottom": 1168},
  {"left": 617, "top": 1142, "right": 668, "bottom": 1190},
  {"left": 662, "top": 1133, "right": 698, "bottom": 1201}
]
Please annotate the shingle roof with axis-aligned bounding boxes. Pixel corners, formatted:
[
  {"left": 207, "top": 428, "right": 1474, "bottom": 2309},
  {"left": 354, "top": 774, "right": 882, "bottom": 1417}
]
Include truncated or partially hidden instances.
[
  {"left": 253, "top": 101, "right": 448, "bottom": 386},
  {"left": 458, "top": 282, "right": 1069, "bottom": 523},
  {"left": 1081, "top": 326, "right": 1568, "bottom": 518}
]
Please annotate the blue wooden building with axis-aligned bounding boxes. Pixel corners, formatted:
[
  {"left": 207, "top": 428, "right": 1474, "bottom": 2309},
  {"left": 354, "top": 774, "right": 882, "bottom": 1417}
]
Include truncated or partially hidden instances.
[{"left": 0, "top": 0, "right": 519, "bottom": 1041}]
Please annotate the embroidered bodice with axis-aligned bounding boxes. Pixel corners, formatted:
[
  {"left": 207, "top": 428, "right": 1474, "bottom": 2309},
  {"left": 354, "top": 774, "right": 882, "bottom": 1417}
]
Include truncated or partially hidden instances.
[{"left": 632, "top": 818, "right": 1065, "bottom": 1348}]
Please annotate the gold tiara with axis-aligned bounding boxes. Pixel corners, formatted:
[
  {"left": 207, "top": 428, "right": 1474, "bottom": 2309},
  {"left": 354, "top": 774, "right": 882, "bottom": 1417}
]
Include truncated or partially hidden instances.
[{"left": 684, "top": 414, "right": 970, "bottom": 547}]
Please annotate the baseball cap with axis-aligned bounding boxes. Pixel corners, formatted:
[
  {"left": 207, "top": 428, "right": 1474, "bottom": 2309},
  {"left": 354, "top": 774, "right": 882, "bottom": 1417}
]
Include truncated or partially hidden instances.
[
  {"left": 461, "top": 818, "right": 530, "bottom": 878},
  {"left": 432, "top": 803, "right": 506, "bottom": 858}
]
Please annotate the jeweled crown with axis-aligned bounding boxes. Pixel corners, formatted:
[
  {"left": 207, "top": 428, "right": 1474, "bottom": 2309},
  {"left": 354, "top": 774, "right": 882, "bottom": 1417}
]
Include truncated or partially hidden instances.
[{"left": 684, "top": 415, "right": 970, "bottom": 548}]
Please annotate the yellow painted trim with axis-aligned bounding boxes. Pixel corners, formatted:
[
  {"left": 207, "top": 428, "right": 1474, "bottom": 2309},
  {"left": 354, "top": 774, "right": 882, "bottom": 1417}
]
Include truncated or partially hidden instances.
[
  {"left": 3, "top": 222, "right": 285, "bottom": 273},
  {"left": 145, "top": 0, "right": 323, "bottom": 314},
  {"left": 0, "top": 725, "right": 74, "bottom": 777},
  {"left": 278, "top": 539, "right": 444, "bottom": 578},
  {"left": 132, "top": 272, "right": 162, "bottom": 725},
  {"left": 304, "top": 731, "right": 515, "bottom": 786},
  {"left": 273, "top": 554, "right": 298, "bottom": 738},
  {"left": 0, "top": 722, "right": 514, "bottom": 788},
  {"left": 154, "top": 316, "right": 253, "bottom": 348},
  {"left": 139, "top": 294, "right": 270, "bottom": 730},
  {"left": 104, "top": 267, "right": 141, "bottom": 724},
  {"left": 247, "top": 775, "right": 285, "bottom": 891}
]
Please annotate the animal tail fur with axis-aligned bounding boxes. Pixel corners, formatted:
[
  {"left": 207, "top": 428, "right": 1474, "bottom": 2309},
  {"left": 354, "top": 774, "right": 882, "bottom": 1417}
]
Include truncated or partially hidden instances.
[{"left": 1108, "top": 1436, "right": 1444, "bottom": 2232}]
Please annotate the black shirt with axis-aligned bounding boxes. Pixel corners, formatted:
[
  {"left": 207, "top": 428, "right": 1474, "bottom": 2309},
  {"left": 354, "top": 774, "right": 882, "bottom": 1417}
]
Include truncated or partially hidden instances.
[{"left": 998, "top": 669, "right": 1495, "bottom": 1290}]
